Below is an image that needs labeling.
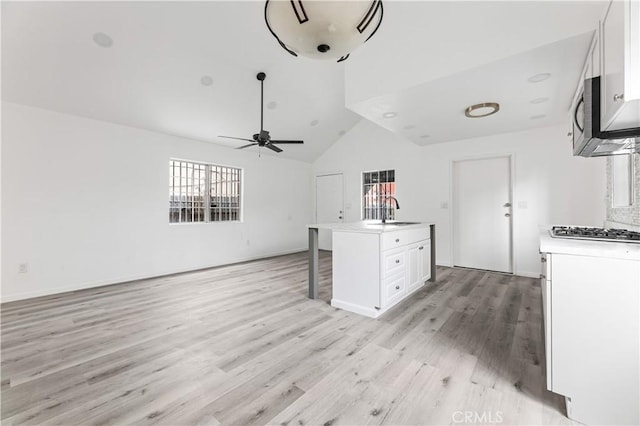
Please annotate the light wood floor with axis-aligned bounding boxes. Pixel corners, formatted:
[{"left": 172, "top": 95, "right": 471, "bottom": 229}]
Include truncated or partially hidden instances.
[{"left": 1, "top": 251, "right": 574, "bottom": 425}]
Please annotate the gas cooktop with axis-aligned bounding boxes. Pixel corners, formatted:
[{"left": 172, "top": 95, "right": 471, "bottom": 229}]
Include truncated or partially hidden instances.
[{"left": 550, "top": 226, "right": 640, "bottom": 243}]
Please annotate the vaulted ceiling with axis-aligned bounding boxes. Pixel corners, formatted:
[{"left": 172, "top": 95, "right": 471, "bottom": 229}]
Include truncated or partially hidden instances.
[{"left": 2, "top": 1, "right": 609, "bottom": 162}]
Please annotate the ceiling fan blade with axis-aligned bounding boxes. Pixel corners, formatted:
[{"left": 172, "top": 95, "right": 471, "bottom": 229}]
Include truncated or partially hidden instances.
[
  {"left": 270, "top": 140, "right": 304, "bottom": 144},
  {"left": 218, "top": 136, "right": 255, "bottom": 143},
  {"left": 237, "top": 143, "right": 258, "bottom": 149},
  {"left": 265, "top": 143, "right": 283, "bottom": 153}
]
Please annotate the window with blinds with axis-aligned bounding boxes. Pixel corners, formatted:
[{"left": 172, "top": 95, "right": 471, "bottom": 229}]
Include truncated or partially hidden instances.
[
  {"left": 169, "top": 160, "right": 241, "bottom": 223},
  {"left": 362, "top": 169, "right": 396, "bottom": 220}
]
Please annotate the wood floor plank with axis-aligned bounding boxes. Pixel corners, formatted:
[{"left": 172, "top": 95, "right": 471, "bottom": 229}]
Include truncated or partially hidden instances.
[{"left": 1, "top": 251, "right": 570, "bottom": 425}]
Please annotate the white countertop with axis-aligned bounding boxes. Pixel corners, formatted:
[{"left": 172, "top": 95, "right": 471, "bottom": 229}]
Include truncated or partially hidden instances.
[
  {"left": 540, "top": 230, "right": 640, "bottom": 261},
  {"left": 308, "top": 221, "right": 433, "bottom": 234}
]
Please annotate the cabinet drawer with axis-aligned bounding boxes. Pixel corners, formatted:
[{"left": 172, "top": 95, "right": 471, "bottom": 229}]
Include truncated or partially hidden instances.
[
  {"left": 382, "top": 227, "right": 429, "bottom": 250},
  {"left": 382, "top": 230, "right": 408, "bottom": 251},
  {"left": 383, "top": 248, "right": 405, "bottom": 278},
  {"left": 382, "top": 274, "right": 406, "bottom": 306}
]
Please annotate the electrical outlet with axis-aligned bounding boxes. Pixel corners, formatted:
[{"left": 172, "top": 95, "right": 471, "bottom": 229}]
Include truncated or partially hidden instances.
[
  {"left": 441, "top": 201, "right": 449, "bottom": 209},
  {"left": 18, "top": 263, "right": 28, "bottom": 273}
]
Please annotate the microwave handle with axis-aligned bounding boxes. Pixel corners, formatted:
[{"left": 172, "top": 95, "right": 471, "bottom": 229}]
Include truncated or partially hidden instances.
[{"left": 574, "top": 96, "right": 584, "bottom": 133}]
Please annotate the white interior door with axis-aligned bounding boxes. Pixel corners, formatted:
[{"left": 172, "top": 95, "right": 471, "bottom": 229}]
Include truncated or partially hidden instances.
[
  {"left": 453, "top": 156, "right": 512, "bottom": 273},
  {"left": 316, "top": 173, "right": 344, "bottom": 250}
]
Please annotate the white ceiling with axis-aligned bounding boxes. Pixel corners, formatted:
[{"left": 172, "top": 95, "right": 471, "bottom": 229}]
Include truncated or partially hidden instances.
[
  {"left": 350, "top": 31, "right": 595, "bottom": 145},
  {"left": 1, "top": 1, "right": 609, "bottom": 162}
]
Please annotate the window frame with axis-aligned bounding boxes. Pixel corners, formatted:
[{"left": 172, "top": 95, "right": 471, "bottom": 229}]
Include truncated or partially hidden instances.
[
  {"left": 361, "top": 169, "right": 396, "bottom": 221},
  {"left": 169, "top": 158, "right": 243, "bottom": 224}
]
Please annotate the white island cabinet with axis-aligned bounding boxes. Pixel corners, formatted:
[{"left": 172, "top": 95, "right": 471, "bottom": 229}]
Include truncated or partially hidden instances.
[
  {"left": 539, "top": 231, "right": 640, "bottom": 425},
  {"left": 331, "top": 223, "right": 432, "bottom": 318}
]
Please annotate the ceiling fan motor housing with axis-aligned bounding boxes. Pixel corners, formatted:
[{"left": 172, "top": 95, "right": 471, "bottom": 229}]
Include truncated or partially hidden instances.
[{"left": 218, "top": 71, "right": 303, "bottom": 153}]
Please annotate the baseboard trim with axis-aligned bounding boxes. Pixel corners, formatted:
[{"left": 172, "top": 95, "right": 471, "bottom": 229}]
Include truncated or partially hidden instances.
[
  {"left": 517, "top": 271, "right": 542, "bottom": 279},
  {"left": 1, "top": 247, "right": 308, "bottom": 304},
  {"left": 331, "top": 299, "right": 380, "bottom": 318}
]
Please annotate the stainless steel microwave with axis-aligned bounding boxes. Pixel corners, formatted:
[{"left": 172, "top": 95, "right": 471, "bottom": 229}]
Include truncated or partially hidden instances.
[{"left": 572, "top": 77, "right": 640, "bottom": 157}]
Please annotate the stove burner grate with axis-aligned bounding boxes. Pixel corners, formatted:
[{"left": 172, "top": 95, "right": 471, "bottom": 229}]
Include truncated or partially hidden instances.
[{"left": 551, "top": 226, "right": 640, "bottom": 243}]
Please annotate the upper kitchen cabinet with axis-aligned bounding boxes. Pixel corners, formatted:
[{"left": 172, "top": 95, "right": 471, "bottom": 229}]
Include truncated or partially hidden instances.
[{"left": 600, "top": 0, "right": 640, "bottom": 131}]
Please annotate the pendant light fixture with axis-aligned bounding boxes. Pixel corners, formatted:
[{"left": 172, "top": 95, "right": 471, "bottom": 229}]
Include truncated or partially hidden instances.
[{"left": 265, "top": 0, "right": 383, "bottom": 62}]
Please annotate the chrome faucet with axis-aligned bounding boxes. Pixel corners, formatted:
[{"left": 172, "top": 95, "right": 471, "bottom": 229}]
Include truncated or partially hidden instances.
[{"left": 380, "top": 196, "right": 400, "bottom": 223}]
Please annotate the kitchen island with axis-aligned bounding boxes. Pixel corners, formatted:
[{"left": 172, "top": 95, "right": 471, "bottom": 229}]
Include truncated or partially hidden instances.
[
  {"left": 539, "top": 230, "right": 640, "bottom": 425},
  {"left": 308, "top": 222, "right": 435, "bottom": 318}
]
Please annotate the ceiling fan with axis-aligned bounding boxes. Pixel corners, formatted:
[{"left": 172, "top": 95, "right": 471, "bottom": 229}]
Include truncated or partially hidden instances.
[{"left": 218, "top": 72, "right": 304, "bottom": 153}]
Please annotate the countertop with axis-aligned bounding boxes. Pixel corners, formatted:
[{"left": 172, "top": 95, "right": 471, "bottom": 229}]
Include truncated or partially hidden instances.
[
  {"left": 308, "top": 221, "right": 433, "bottom": 234},
  {"left": 539, "top": 230, "right": 640, "bottom": 261}
]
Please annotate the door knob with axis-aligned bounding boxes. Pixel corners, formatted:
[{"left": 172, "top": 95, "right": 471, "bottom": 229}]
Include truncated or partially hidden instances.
[
  {"left": 503, "top": 203, "right": 511, "bottom": 207},
  {"left": 613, "top": 93, "right": 624, "bottom": 102},
  {"left": 505, "top": 213, "right": 511, "bottom": 217}
]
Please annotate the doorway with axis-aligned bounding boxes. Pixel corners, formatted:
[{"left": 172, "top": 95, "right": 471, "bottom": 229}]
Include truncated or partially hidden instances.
[
  {"left": 315, "top": 173, "right": 344, "bottom": 250},
  {"left": 452, "top": 156, "right": 513, "bottom": 273}
]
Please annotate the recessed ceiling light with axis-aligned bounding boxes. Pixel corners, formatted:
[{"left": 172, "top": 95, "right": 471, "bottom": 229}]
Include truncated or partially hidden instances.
[
  {"left": 420, "top": 134, "right": 431, "bottom": 139},
  {"left": 403, "top": 124, "right": 416, "bottom": 130},
  {"left": 310, "top": 119, "right": 319, "bottom": 126},
  {"left": 267, "top": 101, "right": 278, "bottom": 110},
  {"left": 528, "top": 73, "right": 551, "bottom": 83},
  {"left": 464, "top": 102, "right": 500, "bottom": 118},
  {"left": 530, "top": 97, "right": 549, "bottom": 104},
  {"left": 200, "top": 75, "right": 214, "bottom": 86},
  {"left": 530, "top": 114, "right": 546, "bottom": 120},
  {"left": 92, "top": 32, "right": 113, "bottom": 48},
  {"left": 383, "top": 112, "right": 397, "bottom": 119}
]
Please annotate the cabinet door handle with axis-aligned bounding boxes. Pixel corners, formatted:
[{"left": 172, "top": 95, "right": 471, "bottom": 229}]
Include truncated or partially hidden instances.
[
  {"left": 395, "top": 259, "right": 400, "bottom": 264},
  {"left": 395, "top": 285, "right": 400, "bottom": 290},
  {"left": 613, "top": 93, "right": 624, "bottom": 102},
  {"left": 395, "top": 238, "right": 400, "bottom": 243},
  {"left": 418, "top": 246, "right": 424, "bottom": 250}
]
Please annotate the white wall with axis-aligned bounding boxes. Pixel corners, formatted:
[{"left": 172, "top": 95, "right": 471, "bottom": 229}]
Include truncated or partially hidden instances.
[
  {"left": 1, "top": 102, "right": 313, "bottom": 302},
  {"left": 313, "top": 120, "right": 606, "bottom": 277}
]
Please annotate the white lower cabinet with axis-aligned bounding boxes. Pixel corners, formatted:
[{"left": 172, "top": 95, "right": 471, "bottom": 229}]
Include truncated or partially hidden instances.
[
  {"left": 540, "top": 251, "right": 640, "bottom": 426},
  {"left": 332, "top": 226, "right": 431, "bottom": 318},
  {"left": 407, "top": 240, "right": 431, "bottom": 293},
  {"left": 539, "top": 253, "right": 552, "bottom": 391}
]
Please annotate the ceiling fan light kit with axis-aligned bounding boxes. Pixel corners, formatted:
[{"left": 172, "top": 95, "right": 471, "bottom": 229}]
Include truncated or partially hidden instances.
[
  {"left": 265, "top": 0, "right": 383, "bottom": 62},
  {"left": 218, "top": 72, "right": 304, "bottom": 154}
]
